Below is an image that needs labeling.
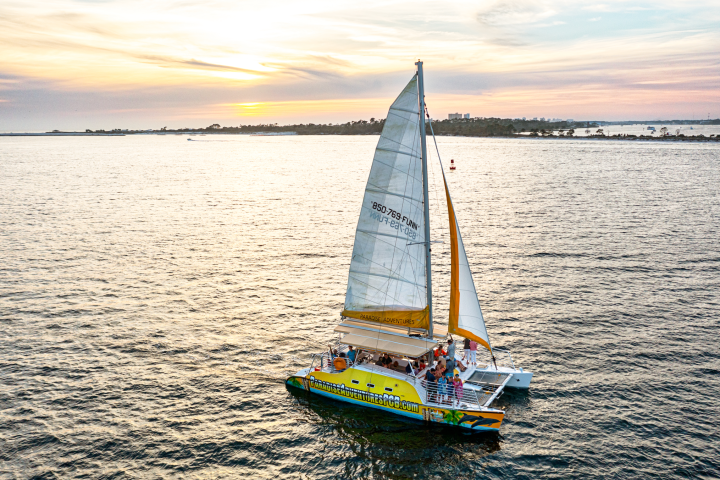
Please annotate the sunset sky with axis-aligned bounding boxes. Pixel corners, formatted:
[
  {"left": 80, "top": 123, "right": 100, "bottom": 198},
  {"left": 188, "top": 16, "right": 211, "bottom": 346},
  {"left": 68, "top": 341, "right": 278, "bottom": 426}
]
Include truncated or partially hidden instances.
[{"left": 1, "top": 0, "right": 719, "bottom": 131}]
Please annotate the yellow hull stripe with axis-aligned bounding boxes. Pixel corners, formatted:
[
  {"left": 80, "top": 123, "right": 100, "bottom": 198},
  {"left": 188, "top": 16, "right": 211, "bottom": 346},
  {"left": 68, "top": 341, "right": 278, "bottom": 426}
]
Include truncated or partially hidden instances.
[{"left": 288, "top": 368, "right": 504, "bottom": 429}]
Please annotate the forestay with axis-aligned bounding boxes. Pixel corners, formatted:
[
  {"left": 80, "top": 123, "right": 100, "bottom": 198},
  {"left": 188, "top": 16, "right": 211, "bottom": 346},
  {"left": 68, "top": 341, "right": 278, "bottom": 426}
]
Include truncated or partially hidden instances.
[
  {"left": 342, "top": 76, "right": 429, "bottom": 329},
  {"left": 443, "top": 174, "right": 493, "bottom": 351}
]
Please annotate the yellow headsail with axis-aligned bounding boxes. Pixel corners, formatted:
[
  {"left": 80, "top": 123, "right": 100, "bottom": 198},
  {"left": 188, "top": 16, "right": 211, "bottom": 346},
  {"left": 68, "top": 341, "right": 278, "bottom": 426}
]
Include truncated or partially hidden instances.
[{"left": 444, "top": 175, "right": 493, "bottom": 352}]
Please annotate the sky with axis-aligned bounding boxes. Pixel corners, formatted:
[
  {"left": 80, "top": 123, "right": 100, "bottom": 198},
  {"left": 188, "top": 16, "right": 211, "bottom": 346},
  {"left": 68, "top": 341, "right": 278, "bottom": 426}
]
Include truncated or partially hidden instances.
[{"left": 1, "top": 0, "right": 719, "bottom": 131}]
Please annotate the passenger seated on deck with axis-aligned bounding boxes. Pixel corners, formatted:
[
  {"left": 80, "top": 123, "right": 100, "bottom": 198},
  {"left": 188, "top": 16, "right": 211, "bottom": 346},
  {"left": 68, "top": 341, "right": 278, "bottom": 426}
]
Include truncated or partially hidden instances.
[
  {"left": 445, "top": 359, "right": 455, "bottom": 379},
  {"left": 333, "top": 356, "right": 348, "bottom": 372},
  {"left": 382, "top": 354, "right": 392, "bottom": 367},
  {"left": 405, "top": 362, "right": 415, "bottom": 375},
  {"left": 392, "top": 360, "right": 400, "bottom": 370}
]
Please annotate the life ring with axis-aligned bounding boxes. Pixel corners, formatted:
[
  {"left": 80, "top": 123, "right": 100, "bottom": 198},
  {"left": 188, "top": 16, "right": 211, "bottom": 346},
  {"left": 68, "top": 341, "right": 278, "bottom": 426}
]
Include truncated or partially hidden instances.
[{"left": 333, "top": 357, "right": 347, "bottom": 371}]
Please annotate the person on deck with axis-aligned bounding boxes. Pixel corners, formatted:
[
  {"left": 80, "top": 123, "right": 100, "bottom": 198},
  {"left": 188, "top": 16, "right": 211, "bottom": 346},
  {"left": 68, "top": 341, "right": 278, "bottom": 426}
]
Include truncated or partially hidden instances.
[
  {"left": 382, "top": 354, "right": 393, "bottom": 367},
  {"left": 413, "top": 361, "right": 421, "bottom": 372},
  {"left": 438, "top": 356, "right": 447, "bottom": 370},
  {"left": 452, "top": 374, "right": 464, "bottom": 407},
  {"left": 469, "top": 340, "right": 478, "bottom": 366},
  {"left": 333, "top": 355, "right": 348, "bottom": 372},
  {"left": 437, "top": 374, "right": 448, "bottom": 403},
  {"left": 447, "top": 338, "right": 456, "bottom": 361},
  {"left": 405, "top": 362, "right": 415, "bottom": 375},
  {"left": 444, "top": 366, "right": 453, "bottom": 383},
  {"left": 463, "top": 337, "right": 471, "bottom": 361},
  {"left": 425, "top": 367, "right": 437, "bottom": 402},
  {"left": 348, "top": 346, "right": 357, "bottom": 364},
  {"left": 446, "top": 357, "right": 456, "bottom": 377}
]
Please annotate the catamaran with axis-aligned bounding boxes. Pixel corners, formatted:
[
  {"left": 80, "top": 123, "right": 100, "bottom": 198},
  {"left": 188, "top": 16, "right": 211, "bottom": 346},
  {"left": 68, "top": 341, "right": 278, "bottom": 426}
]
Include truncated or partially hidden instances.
[{"left": 286, "top": 62, "right": 532, "bottom": 431}]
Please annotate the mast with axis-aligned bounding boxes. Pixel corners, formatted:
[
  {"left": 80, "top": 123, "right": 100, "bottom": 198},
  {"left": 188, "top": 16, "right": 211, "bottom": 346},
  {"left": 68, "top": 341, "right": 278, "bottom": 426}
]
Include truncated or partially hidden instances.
[{"left": 416, "top": 60, "right": 433, "bottom": 338}]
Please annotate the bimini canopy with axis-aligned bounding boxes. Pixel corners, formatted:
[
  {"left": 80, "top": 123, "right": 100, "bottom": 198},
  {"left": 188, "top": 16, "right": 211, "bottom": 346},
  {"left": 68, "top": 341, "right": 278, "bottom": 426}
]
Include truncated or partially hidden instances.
[{"left": 334, "top": 323, "right": 436, "bottom": 358}]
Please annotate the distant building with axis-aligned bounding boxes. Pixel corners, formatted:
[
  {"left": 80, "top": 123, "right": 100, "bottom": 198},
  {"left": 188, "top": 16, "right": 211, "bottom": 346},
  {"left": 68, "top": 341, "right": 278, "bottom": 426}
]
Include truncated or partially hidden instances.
[
  {"left": 540, "top": 117, "right": 546, "bottom": 121},
  {"left": 522, "top": 117, "right": 526, "bottom": 121},
  {"left": 566, "top": 119, "right": 574, "bottom": 122},
  {"left": 532, "top": 117, "right": 538, "bottom": 121},
  {"left": 463, "top": 113, "right": 470, "bottom": 119},
  {"left": 449, "top": 113, "right": 462, "bottom": 120}
]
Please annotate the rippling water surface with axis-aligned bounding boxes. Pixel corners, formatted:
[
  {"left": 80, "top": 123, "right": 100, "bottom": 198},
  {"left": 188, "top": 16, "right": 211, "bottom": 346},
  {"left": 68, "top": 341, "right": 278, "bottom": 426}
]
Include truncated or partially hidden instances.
[{"left": 1, "top": 135, "right": 719, "bottom": 479}]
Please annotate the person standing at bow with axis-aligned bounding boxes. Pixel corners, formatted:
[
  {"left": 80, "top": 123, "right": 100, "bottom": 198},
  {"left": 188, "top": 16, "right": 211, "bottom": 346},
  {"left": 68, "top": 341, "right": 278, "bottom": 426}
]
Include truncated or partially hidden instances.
[{"left": 469, "top": 340, "right": 478, "bottom": 366}]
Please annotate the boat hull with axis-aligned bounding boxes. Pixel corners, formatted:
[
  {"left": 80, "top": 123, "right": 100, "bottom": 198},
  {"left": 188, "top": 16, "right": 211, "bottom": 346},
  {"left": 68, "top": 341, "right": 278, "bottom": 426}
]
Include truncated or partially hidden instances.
[{"left": 286, "top": 368, "right": 504, "bottom": 431}]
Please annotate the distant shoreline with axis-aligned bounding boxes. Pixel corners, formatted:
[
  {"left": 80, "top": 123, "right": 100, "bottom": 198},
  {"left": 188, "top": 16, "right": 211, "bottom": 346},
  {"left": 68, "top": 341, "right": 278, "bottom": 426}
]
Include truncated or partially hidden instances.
[{"left": 1, "top": 131, "right": 718, "bottom": 142}]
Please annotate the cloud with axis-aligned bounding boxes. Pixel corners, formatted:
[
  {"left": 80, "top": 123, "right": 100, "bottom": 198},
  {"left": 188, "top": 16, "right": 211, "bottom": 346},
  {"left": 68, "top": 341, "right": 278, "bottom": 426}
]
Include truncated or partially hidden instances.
[
  {"left": 140, "top": 55, "right": 267, "bottom": 75},
  {"left": 476, "top": 0, "right": 557, "bottom": 26},
  {"left": 0, "top": 0, "right": 719, "bottom": 129}
]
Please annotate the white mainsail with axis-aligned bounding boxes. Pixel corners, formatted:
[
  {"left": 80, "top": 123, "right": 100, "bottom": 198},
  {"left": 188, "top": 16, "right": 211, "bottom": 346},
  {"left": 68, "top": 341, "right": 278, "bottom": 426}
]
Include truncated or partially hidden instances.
[
  {"left": 342, "top": 76, "right": 429, "bottom": 329},
  {"left": 443, "top": 174, "right": 493, "bottom": 351}
]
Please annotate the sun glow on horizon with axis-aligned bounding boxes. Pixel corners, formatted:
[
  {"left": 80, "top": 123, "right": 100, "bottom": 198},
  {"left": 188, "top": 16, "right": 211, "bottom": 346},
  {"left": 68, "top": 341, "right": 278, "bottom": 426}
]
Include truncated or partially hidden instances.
[{"left": 1, "top": 0, "right": 719, "bottom": 130}]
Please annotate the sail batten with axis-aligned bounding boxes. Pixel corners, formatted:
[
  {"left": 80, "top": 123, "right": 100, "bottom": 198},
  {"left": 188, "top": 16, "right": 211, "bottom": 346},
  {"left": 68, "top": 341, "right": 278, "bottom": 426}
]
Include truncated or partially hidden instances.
[
  {"left": 375, "top": 147, "right": 422, "bottom": 158},
  {"left": 342, "top": 76, "right": 429, "bottom": 330},
  {"left": 348, "top": 270, "right": 426, "bottom": 288},
  {"left": 365, "top": 189, "right": 423, "bottom": 203},
  {"left": 389, "top": 106, "right": 420, "bottom": 115}
]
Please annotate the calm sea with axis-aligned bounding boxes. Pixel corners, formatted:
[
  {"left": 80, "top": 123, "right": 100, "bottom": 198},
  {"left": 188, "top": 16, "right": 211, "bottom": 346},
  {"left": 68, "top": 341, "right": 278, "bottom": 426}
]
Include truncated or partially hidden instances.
[{"left": 1, "top": 135, "right": 719, "bottom": 479}]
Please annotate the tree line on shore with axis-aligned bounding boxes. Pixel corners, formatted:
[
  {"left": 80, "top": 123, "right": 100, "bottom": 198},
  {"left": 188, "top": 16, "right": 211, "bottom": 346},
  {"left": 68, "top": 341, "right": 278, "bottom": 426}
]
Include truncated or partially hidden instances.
[
  {"left": 80, "top": 117, "right": 719, "bottom": 139},
  {"left": 84, "top": 117, "right": 597, "bottom": 137}
]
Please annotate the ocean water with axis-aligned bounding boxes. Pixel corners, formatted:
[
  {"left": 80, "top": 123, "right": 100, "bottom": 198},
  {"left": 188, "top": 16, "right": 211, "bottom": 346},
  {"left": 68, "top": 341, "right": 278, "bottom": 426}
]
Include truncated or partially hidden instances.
[{"left": 1, "top": 135, "right": 719, "bottom": 479}]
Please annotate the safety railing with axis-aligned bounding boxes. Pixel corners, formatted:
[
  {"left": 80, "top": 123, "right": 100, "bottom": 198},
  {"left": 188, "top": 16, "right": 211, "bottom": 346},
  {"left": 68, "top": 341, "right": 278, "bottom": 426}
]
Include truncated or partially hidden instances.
[
  {"left": 310, "top": 351, "right": 356, "bottom": 374},
  {"left": 464, "top": 348, "right": 515, "bottom": 370},
  {"left": 312, "top": 347, "right": 424, "bottom": 385},
  {"left": 421, "top": 380, "right": 491, "bottom": 409},
  {"left": 492, "top": 349, "right": 516, "bottom": 369}
]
